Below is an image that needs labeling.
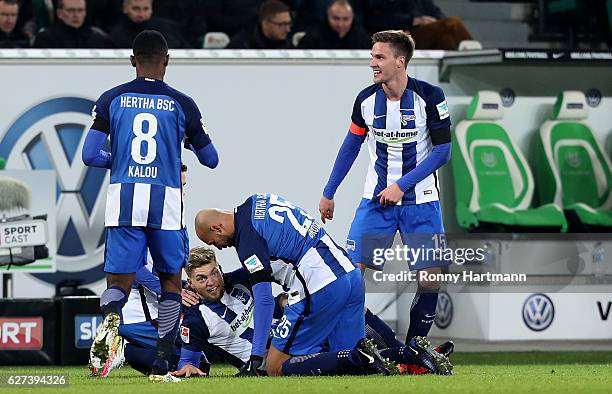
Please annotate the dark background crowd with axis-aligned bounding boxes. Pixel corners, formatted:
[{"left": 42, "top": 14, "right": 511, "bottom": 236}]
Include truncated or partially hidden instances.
[{"left": 0, "top": 0, "right": 474, "bottom": 50}]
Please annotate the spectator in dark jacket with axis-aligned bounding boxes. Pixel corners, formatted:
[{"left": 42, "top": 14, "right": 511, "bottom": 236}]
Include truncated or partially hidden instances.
[
  {"left": 153, "top": 0, "right": 207, "bottom": 48},
  {"left": 33, "top": 0, "right": 113, "bottom": 48},
  {"left": 364, "top": 0, "right": 472, "bottom": 49},
  {"left": 0, "top": 0, "right": 30, "bottom": 47},
  {"left": 227, "top": 0, "right": 293, "bottom": 49},
  {"left": 204, "top": 0, "right": 262, "bottom": 38},
  {"left": 298, "top": 0, "right": 370, "bottom": 49},
  {"left": 109, "top": 0, "right": 188, "bottom": 48}
]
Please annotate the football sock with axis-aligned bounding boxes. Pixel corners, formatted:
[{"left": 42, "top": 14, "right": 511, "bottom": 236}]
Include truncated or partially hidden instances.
[
  {"left": 281, "top": 349, "right": 365, "bottom": 376},
  {"left": 379, "top": 346, "right": 417, "bottom": 365},
  {"left": 100, "top": 286, "right": 127, "bottom": 317},
  {"left": 406, "top": 290, "right": 439, "bottom": 343},
  {"left": 152, "top": 292, "right": 181, "bottom": 375},
  {"left": 365, "top": 309, "right": 403, "bottom": 348}
]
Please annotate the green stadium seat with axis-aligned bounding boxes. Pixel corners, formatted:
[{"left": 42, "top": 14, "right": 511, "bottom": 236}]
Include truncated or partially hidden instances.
[
  {"left": 533, "top": 91, "right": 612, "bottom": 231},
  {"left": 452, "top": 91, "right": 568, "bottom": 232}
]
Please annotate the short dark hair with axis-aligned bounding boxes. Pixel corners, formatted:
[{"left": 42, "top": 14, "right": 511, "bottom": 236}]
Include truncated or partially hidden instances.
[
  {"left": 258, "top": 0, "right": 290, "bottom": 22},
  {"left": 186, "top": 247, "right": 218, "bottom": 277},
  {"left": 372, "top": 30, "right": 415, "bottom": 65},
  {"left": 181, "top": 163, "right": 187, "bottom": 172},
  {"left": 132, "top": 29, "right": 168, "bottom": 59}
]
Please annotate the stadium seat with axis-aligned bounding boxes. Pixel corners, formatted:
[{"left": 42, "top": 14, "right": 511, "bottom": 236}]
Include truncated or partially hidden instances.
[
  {"left": 452, "top": 91, "right": 568, "bottom": 232},
  {"left": 203, "top": 32, "right": 230, "bottom": 49},
  {"left": 533, "top": 91, "right": 612, "bottom": 232}
]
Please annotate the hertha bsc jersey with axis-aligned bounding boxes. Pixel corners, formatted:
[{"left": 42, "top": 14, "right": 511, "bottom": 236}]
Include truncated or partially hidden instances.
[
  {"left": 234, "top": 194, "right": 355, "bottom": 301},
  {"left": 180, "top": 284, "right": 255, "bottom": 366},
  {"left": 92, "top": 77, "right": 211, "bottom": 229},
  {"left": 350, "top": 78, "right": 451, "bottom": 205}
]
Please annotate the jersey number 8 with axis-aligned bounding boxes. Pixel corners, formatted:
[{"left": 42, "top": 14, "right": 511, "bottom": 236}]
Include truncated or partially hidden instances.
[{"left": 131, "top": 112, "right": 158, "bottom": 165}]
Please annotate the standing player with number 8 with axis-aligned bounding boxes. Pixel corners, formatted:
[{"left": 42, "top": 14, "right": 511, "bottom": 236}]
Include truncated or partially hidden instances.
[{"left": 81, "top": 30, "right": 219, "bottom": 383}]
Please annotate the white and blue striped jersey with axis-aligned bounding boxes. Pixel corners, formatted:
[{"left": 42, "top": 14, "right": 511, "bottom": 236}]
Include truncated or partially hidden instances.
[
  {"left": 180, "top": 284, "right": 255, "bottom": 366},
  {"left": 350, "top": 78, "right": 451, "bottom": 204},
  {"left": 92, "top": 77, "right": 212, "bottom": 230},
  {"left": 234, "top": 194, "right": 355, "bottom": 302}
]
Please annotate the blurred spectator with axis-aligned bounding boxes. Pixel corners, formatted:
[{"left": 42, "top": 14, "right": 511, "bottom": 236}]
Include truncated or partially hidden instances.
[
  {"left": 0, "top": 0, "right": 29, "bottom": 47},
  {"left": 33, "top": 0, "right": 113, "bottom": 48},
  {"left": 227, "top": 0, "right": 293, "bottom": 49},
  {"left": 364, "top": 0, "right": 472, "bottom": 49},
  {"left": 291, "top": 0, "right": 365, "bottom": 32},
  {"left": 15, "top": 0, "right": 53, "bottom": 40},
  {"left": 153, "top": 0, "right": 207, "bottom": 48},
  {"left": 204, "top": 0, "right": 261, "bottom": 38},
  {"left": 109, "top": 0, "right": 189, "bottom": 48},
  {"left": 298, "top": 0, "right": 370, "bottom": 49},
  {"left": 86, "top": 0, "right": 122, "bottom": 33}
]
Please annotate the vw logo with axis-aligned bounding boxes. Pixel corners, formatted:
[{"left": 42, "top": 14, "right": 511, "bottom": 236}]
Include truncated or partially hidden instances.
[
  {"left": 523, "top": 293, "right": 555, "bottom": 331},
  {"left": 481, "top": 152, "right": 497, "bottom": 168},
  {"left": 565, "top": 151, "right": 582, "bottom": 168},
  {"left": 585, "top": 88, "right": 601, "bottom": 108},
  {"left": 0, "top": 97, "right": 107, "bottom": 285},
  {"left": 499, "top": 88, "right": 515, "bottom": 107},
  {"left": 434, "top": 291, "right": 453, "bottom": 329}
]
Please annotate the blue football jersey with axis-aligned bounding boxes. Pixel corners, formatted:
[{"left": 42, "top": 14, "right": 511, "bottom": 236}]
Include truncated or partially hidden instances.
[
  {"left": 92, "top": 77, "right": 211, "bottom": 229},
  {"left": 234, "top": 194, "right": 355, "bottom": 298},
  {"left": 350, "top": 77, "right": 451, "bottom": 205}
]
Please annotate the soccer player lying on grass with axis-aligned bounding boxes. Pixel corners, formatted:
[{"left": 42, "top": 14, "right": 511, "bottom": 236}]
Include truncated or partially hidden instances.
[
  {"left": 172, "top": 245, "right": 453, "bottom": 378},
  {"left": 93, "top": 250, "right": 208, "bottom": 378}
]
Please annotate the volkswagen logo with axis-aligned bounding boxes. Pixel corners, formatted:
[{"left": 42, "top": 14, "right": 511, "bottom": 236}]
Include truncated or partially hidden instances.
[
  {"left": 522, "top": 293, "right": 555, "bottom": 331},
  {"left": 434, "top": 291, "right": 453, "bottom": 329},
  {"left": 0, "top": 97, "right": 107, "bottom": 285}
]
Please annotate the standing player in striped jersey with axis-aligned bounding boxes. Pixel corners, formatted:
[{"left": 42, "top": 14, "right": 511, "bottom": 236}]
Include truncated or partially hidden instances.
[
  {"left": 319, "top": 30, "right": 452, "bottom": 352},
  {"left": 81, "top": 30, "right": 219, "bottom": 382}
]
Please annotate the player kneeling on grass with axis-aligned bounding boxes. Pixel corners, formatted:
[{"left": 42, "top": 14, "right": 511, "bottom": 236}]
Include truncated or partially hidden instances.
[
  {"left": 189, "top": 194, "right": 452, "bottom": 377},
  {"left": 174, "top": 246, "right": 399, "bottom": 377}
]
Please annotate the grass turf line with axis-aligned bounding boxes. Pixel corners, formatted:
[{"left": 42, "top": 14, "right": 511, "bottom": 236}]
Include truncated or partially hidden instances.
[{"left": 0, "top": 352, "right": 610, "bottom": 394}]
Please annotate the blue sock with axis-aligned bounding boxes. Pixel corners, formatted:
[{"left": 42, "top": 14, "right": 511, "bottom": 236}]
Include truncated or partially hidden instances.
[
  {"left": 125, "top": 344, "right": 156, "bottom": 375},
  {"left": 365, "top": 309, "right": 403, "bottom": 348},
  {"left": 152, "top": 292, "right": 181, "bottom": 375},
  {"left": 100, "top": 286, "right": 127, "bottom": 317},
  {"left": 406, "top": 290, "right": 439, "bottom": 343},
  {"left": 281, "top": 350, "right": 364, "bottom": 376},
  {"left": 379, "top": 346, "right": 417, "bottom": 365}
]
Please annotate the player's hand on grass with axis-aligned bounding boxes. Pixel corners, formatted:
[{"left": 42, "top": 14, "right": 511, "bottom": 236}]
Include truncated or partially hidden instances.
[
  {"left": 171, "top": 364, "right": 207, "bottom": 378},
  {"left": 377, "top": 184, "right": 404, "bottom": 206},
  {"left": 181, "top": 288, "right": 200, "bottom": 307},
  {"left": 319, "top": 196, "right": 335, "bottom": 223},
  {"left": 235, "top": 355, "right": 264, "bottom": 377}
]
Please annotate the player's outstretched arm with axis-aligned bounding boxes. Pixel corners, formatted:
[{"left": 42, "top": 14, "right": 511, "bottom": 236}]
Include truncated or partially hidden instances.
[
  {"left": 320, "top": 131, "right": 365, "bottom": 221},
  {"left": 192, "top": 142, "right": 219, "bottom": 169},
  {"left": 251, "top": 281, "right": 275, "bottom": 357},
  {"left": 82, "top": 129, "right": 111, "bottom": 168},
  {"left": 173, "top": 348, "right": 208, "bottom": 378}
]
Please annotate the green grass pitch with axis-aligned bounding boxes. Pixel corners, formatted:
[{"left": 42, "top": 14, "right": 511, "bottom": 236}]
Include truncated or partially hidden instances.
[{"left": 1, "top": 352, "right": 611, "bottom": 393}]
